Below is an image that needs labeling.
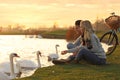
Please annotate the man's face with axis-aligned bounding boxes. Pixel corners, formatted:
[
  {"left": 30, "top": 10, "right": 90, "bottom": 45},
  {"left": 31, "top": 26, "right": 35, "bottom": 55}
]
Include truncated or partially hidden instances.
[{"left": 75, "top": 25, "right": 84, "bottom": 35}]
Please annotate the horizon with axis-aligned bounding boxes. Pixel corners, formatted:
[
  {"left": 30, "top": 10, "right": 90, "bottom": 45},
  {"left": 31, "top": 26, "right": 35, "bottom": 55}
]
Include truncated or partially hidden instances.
[{"left": 0, "top": 0, "right": 120, "bottom": 28}]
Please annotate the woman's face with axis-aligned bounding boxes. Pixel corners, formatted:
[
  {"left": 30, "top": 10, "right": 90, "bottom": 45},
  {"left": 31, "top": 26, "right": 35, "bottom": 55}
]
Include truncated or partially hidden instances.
[{"left": 75, "top": 25, "right": 84, "bottom": 35}]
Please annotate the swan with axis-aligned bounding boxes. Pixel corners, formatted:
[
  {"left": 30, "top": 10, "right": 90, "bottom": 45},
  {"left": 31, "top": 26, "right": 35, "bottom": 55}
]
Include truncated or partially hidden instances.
[
  {"left": 16, "top": 51, "right": 41, "bottom": 70},
  {"left": 101, "top": 42, "right": 113, "bottom": 52},
  {"left": 0, "top": 72, "right": 10, "bottom": 80},
  {"left": 0, "top": 53, "right": 21, "bottom": 80},
  {"left": 48, "top": 44, "right": 60, "bottom": 61}
]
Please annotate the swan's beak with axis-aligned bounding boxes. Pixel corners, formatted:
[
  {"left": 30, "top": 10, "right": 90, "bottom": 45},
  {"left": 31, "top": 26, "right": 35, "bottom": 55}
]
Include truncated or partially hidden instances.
[
  {"left": 37, "top": 51, "right": 42, "bottom": 56},
  {"left": 12, "top": 53, "right": 20, "bottom": 58},
  {"left": 56, "top": 44, "right": 60, "bottom": 47},
  {"left": 16, "top": 55, "right": 20, "bottom": 57},
  {"left": 39, "top": 52, "right": 42, "bottom": 57},
  {"left": 15, "top": 54, "right": 20, "bottom": 58}
]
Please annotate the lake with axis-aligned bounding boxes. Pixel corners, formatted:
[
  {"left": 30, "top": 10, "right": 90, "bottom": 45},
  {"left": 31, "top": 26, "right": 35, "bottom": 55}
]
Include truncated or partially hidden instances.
[
  {"left": 0, "top": 35, "right": 71, "bottom": 78},
  {"left": 0, "top": 35, "right": 108, "bottom": 78}
]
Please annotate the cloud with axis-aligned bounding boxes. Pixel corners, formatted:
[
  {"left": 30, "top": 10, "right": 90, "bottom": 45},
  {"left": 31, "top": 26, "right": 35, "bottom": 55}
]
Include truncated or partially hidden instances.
[{"left": 65, "top": 3, "right": 76, "bottom": 7}]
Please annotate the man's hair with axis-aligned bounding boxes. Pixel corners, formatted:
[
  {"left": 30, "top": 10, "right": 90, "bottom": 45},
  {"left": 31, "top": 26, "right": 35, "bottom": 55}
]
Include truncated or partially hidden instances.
[{"left": 75, "top": 20, "right": 82, "bottom": 26}]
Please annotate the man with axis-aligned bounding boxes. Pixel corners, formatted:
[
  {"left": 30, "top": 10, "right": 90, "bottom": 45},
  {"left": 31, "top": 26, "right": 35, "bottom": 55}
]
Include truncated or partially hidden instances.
[{"left": 52, "top": 20, "right": 82, "bottom": 64}]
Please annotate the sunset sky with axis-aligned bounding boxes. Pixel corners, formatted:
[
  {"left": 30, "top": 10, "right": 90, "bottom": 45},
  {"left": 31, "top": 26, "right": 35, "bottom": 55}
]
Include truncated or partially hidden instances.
[{"left": 0, "top": 0, "right": 120, "bottom": 28}]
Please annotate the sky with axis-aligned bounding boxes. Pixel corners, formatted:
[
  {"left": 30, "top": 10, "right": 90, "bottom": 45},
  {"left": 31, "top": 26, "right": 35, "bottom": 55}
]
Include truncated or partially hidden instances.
[{"left": 0, "top": 0, "right": 120, "bottom": 28}]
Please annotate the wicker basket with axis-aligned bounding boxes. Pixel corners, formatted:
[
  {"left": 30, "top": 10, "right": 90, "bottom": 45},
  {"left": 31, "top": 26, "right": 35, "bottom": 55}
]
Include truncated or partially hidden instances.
[{"left": 105, "top": 15, "right": 120, "bottom": 30}]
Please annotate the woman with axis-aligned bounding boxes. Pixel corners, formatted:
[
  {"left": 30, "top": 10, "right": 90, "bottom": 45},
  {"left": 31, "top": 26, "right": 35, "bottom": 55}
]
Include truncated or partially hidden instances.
[{"left": 61, "top": 20, "right": 106, "bottom": 65}]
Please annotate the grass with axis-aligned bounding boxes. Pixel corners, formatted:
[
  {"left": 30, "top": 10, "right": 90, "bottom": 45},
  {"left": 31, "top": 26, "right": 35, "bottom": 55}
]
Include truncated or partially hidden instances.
[
  {"left": 15, "top": 46, "right": 120, "bottom": 80},
  {"left": 14, "top": 30, "right": 120, "bottom": 80},
  {"left": 41, "top": 29, "right": 67, "bottom": 39}
]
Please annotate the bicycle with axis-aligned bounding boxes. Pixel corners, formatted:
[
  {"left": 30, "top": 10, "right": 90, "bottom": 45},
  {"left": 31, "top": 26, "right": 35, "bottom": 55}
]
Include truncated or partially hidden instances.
[{"left": 100, "top": 12, "right": 120, "bottom": 55}]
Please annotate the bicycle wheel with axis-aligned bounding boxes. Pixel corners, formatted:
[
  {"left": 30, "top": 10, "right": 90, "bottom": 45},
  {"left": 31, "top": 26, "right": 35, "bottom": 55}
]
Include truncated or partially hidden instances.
[{"left": 100, "top": 31, "right": 118, "bottom": 55}]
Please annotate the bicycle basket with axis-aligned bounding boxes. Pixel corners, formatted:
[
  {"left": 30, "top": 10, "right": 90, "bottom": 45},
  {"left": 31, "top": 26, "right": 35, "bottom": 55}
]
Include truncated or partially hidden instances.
[{"left": 105, "top": 15, "right": 120, "bottom": 30}]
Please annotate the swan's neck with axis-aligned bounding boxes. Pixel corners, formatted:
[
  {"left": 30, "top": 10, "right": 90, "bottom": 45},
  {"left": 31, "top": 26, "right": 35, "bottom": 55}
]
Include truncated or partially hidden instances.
[
  {"left": 10, "top": 56, "right": 15, "bottom": 79},
  {"left": 55, "top": 46, "right": 58, "bottom": 55},
  {"left": 37, "top": 53, "right": 41, "bottom": 67}
]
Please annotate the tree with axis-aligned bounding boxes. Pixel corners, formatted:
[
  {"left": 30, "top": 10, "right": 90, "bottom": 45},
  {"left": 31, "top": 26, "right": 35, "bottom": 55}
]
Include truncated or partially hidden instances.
[{"left": 93, "top": 19, "right": 109, "bottom": 31}]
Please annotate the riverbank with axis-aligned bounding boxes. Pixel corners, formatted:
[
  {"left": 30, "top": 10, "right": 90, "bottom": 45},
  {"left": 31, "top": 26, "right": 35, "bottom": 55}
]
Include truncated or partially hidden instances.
[
  {"left": 0, "top": 29, "right": 107, "bottom": 39},
  {"left": 14, "top": 31, "right": 120, "bottom": 80},
  {"left": 0, "top": 29, "right": 67, "bottom": 39},
  {"left": 15, "top": 45, "right": 120, "bottom": 80}
]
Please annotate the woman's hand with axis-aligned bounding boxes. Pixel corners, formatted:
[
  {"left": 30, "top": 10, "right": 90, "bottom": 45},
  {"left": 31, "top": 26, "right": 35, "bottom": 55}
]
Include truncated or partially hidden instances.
[
  {"left": 61, "top": 50, "right": 67, "bottom": 55},
  {"left": 72, "top": 52, "right": 77, "bottom": 56}
]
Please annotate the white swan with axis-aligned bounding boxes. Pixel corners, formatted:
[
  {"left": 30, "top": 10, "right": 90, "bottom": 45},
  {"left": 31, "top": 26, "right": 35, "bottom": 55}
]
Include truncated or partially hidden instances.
[
  {"left": 101, "top": 42, "right": 113, "bottom": 53},
  {"left": 0, "top": 72, "right": 10, "bottom": 80},
  {"left": 0, "top": 53, "right": 21, "bottom": 80},
  {"left": 48, "top": 44, "right": 60, "bottom": 61},
  {"left": 16, "top": 51, "right": 41, "bottom": 70}
]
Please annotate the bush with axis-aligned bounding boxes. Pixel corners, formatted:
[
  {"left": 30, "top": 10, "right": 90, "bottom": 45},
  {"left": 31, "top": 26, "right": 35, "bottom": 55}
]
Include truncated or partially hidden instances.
[{"left": 65, "top": 27, "right": 81, "bottom": 42}]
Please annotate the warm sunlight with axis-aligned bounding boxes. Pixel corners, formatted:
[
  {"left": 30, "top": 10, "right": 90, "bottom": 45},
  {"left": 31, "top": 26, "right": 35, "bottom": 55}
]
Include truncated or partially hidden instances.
[{"left": 0, "top": 0, "right": 120, "bottom": 28}]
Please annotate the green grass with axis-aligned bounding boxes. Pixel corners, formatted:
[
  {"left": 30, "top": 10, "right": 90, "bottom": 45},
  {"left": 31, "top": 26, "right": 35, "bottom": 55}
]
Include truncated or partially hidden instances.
[
  {"left": 14, "top": 30, "right": 120, "bottom": 80},
  {"left": 41, "top": 29, "right": 67, "bottom": 39},
  {"left": 15, "top": 43, "right": 120, "bottom": 80}
]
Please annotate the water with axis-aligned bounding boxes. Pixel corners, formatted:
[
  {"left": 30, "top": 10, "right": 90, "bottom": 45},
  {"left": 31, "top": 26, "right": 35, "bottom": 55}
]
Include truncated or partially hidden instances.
[
  {"left": 0, "top": 35, "right": 109, "bottom": 78},
  {"left": 0, "top": 35, "right": 70, "bottom": 78}
]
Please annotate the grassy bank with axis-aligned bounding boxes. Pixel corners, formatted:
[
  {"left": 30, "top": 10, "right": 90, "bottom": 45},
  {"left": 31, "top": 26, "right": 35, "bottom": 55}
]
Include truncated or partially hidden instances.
[
  {"left": 0, "top": 29, "right": 109, "bottom": 39},
  {"left": 40, "top": 30, "right": 111, "bottom": 39},
  {"left": 14, "top": 30, "right": 120, "bottom": 80},
  {"left": 15, "top": 45, "right": 120, "bottom": 80},
  {"left": 41, "top": 29, "right": 67, "bottom": 39},
  {"left": 0, "top": 29, "right": 67, "bottom": 39}
]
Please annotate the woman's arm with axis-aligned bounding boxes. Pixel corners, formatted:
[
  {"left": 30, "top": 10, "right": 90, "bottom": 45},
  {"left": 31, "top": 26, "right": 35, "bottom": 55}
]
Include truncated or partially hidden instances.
[{"left": 90, "top": 34, "right": 102, "bottom": 52}]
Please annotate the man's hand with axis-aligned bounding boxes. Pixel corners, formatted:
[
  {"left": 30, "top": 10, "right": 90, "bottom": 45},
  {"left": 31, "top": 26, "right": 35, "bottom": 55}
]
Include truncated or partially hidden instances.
[{"left": 61, "top": 50, "right": 67, "bottom": 55}]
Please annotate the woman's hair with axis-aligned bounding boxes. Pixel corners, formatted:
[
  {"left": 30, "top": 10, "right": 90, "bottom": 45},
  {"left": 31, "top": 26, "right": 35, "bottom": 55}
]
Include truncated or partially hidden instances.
[
  {"left": 80, "top": 20, "right": 94, "bottom": 49},
  {"left": 80, "top": 20, "right": 94, "bottom": 33}
]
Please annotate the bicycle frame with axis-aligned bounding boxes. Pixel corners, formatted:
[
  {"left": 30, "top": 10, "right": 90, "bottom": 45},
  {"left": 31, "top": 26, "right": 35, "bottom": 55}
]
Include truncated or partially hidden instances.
[{"left": 108, "top": 29, "right": 119, "bottom": 45}]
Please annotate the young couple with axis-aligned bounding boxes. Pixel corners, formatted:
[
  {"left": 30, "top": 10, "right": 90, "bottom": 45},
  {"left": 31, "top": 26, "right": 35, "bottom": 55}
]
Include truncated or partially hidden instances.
[{"left": 53, "top": 20, "right": 106, "bottom": 65}]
